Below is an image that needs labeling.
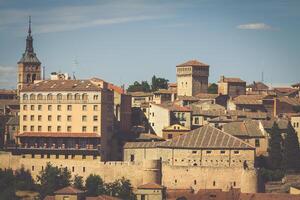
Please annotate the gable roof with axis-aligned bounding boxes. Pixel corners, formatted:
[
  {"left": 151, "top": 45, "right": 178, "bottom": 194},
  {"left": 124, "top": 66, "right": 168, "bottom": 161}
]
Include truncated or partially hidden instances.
[
  {"left": 54, "top": 186, "right": 84, "bottom": 194},
  {"left": 123, "top": 141, "right": 161, "bottom": 149},
  {"left": 176, "top": 60, "right": 209, "bottom": 67},
  {"left": 158, "top": 125, "right": 255, "bottom": 149},
  {"left": 247, "top": 82, "right": 269, "bottom": 90},
  {"left": 223, "top": 120, "right": 265, "bottom": 137}
]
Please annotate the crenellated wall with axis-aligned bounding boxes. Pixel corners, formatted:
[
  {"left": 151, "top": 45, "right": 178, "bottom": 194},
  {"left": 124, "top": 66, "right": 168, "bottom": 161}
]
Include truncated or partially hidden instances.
[{"left": 0, "top": 152, "right": 257, "bottom": 193}]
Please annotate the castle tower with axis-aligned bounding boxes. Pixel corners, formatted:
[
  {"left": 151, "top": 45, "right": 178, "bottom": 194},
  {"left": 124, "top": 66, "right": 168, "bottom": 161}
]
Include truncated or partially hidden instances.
[
  {"left": 176, "top": 60, "right": 209, "bottom": 96},
  {"left": 17, "top": 16, "right": 41, "bottom": 91}
]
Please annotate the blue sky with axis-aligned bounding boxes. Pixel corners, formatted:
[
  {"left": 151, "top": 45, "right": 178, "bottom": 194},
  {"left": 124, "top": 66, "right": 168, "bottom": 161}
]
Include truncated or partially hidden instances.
[{"left": 0, "top": 0, "right": 299, "bottom": 89}]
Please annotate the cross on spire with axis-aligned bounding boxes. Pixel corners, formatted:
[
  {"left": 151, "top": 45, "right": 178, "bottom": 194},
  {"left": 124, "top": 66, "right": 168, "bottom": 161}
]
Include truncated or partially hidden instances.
[{"left": 28, "top": 15, "right": 31, "bottom": 36}]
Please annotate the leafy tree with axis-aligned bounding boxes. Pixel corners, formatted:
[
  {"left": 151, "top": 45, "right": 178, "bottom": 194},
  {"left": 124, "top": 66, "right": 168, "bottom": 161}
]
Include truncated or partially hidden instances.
[
  {"left": 282, "top": 122, "right": 300, "bottom": 171},
  {"left": 73, "top": 175, "right": 84, "bottom": 190},
  {"left": 85, "top": 174, "right": 105, "bottom": 196},
  {"left": 259, "top": 168, "right": 284, "bottom": 182},
  {"left": 37, "top": 162, "right": 71, "bottom": 198},
  {"left": 141, "top": 81, "right": 151, "bottom": 92},
  {"left": 15, "top": 166, "right": 35, "bottom": 190},
  {"left": 127, "top": 81, "right": 151, "bottom": 92},
  {"left": 151, "top": 75, "right": 169, "bottom": 91},
  {"left": 105, "top": 177, "right": 134, "bottom": 199},
  {"left": 208, "top": 83, "right": 218, "bottom": 94},
  {"left": 0, "top": 169, "right": 17, "bottom": 200},
  {"left": 268, "top": 122, "right": 283, "bottom": 170}
]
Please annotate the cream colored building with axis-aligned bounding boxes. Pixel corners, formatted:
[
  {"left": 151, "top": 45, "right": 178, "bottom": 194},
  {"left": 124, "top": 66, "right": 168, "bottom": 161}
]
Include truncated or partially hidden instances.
[
  {"left": 291, "top": 114, "right": 300, "bottom": 143},
  {"left": 18, "top": 79, "right": 114, "bottom": 161},
  {"left": 176, "top": 60, "right": 209, "bottom": 96}
]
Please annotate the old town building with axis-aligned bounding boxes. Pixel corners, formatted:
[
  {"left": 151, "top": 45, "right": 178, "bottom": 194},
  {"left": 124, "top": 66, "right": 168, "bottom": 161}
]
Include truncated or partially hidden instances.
[{"left": 218, "top": 76, "right": 246, "bottom": 97}]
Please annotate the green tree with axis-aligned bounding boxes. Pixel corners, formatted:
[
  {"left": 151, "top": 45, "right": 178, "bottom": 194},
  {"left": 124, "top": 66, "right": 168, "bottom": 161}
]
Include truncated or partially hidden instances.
[
  {"left": 73, "top": 175, "right": 84, "bottom": 190},
  {"left": 141, "top": 81, "right": 151, "bottom": 92},
  {"left": 151, "top": 75, "right": 168, "bottom": 91},
  {"left": 37, "top": 162, "right": 71, "bottom": 198},
  {"left": 85, "top": 174, "right": 105, "bottom": 196},
  {"left": 282, "top": 122, "right": 300, "bottom": 171},
  {"left": 127, "top": 81, "right": 151, "bottom": 92},
  {"left": 15, "top": 166, "right": 35, "bottom": 190},
  {"left": 0, "top": 169, "right": 16, "bottom": 200},
  {"left": 268, "top": 122, "right": 283, "bottom": 170},
  {"left": 208, "top": 83, "right": 218, "bottom": 94},
  {"left": 105, "top": 177, "right": 134, "bottom": 199}
]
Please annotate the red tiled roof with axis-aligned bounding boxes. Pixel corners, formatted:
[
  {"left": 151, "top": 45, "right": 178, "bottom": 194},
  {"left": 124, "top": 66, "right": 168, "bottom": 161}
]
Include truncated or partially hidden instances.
[
  {"left": 156, "top": 102, "right": 191, "bottom": 112},
  {"left": 274, "top": 87, "right": 298, "bottom": 94},
  {"left": 138, "top": 182, "right": 164, "bottom": 189},
  {"left": 177, "top": 60, "right": 209, "bottom": 67},
  {"left": 108, "top": 83, "right": 124, "bottom": 94},
  {"left": 220, "top": 77, "right": 246, "bottom": 83},
  {"left": 86, "top": 195, "right": 121, "bottom": 200},
  {"left": 168, "top": 83, "right": 177, "bottom": 87},
  {"left": 18, "top": 132, "right": 100, "bottom": 138},
  {"left": 54, "top": 186, "right": 84, "bottom": 194}
]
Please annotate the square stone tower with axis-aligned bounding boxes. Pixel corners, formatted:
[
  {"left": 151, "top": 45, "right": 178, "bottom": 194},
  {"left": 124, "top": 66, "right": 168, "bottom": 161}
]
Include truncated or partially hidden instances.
[{"left": 176, "top": 60, "right": 209, "bottom": 96}]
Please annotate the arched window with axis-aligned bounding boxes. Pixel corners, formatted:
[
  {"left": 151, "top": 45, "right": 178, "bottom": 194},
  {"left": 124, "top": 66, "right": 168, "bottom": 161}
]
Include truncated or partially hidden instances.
[
  {"left": 93, "top": 95, "right": 98, "bottom": 100},
  {"left": 47, "top": 94, "right": 53, "bottom": 100},
  {"left": 37, "top": 94, "right": 43, "bottom": 100},
  {"left": 82, "top": 93, "right": 88, "bottom": 100},
  {"left": 30, "top": 94, "right": 36, "bottom": 100},
  {"left": 23, "top": 94, "right": 28, "bottom": 100},
  {"left": 57, "top": 93, "right": 62, "bottom": 100},
  {"left": 75, "top": 93, "right": 80, "bottom": 100},
  {"left": 67, "top": 93, "right": 73, "bottom": 100}
]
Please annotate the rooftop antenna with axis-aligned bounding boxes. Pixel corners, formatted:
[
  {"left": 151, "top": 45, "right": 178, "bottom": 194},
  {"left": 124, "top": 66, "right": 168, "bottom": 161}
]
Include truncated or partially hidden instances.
[
  {"left": 43, "top": 66, "right": 45, "bottom": 80},
  {"left": 73, "top": 72, "right": 76, "bottom": 80},
  {"left": 261, "top": 71, "right": 264, "bottom": 83}
]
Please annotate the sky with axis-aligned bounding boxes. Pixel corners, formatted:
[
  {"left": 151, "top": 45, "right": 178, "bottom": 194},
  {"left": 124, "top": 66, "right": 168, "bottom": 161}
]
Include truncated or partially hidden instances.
[{"left": 0, "top": 0, "right": 299, "bottom": 89}]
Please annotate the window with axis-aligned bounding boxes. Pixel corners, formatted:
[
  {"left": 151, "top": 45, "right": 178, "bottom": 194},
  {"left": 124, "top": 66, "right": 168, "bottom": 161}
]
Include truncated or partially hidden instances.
[
  {"left": 48, "top": 126, "right": 52, "bottom": 132},
  {"left": 93, "top": 155, "right": 97, "bottom": 160},
  {"left": 47, "top": 94, "right": 52, "bottom": 100},
  {"left": 93, "top": 105, "right": 98, "bottom": 111},
  {"left": 30, "top": 126, "right": 34, "bottom": 131},
  {"left": 38, "top": 105, "right": 42, "bottom": 110},
  {"left": 71, "top": 154, "right": 75, "bottom": 159},
  {"left": 82, "top": 116, "right": 87, "bottom": 122},
  {"left": 93, "top": 95, "right": 98, "bottom": 100},
  {"left": 47, "top": 154, "right": 50, "bottom": 158},
  {"left": 192, "top": 150, "right": 197, "bottom": 154},
  {"left": 233, "top": 181, "right": 236, "bottom": 187},
  {"left": 206, "top": 150, "right": 212, "bottom": 154},
  {"left": 48, "top": 115, "right": 52, "bottom": 121},
  {"left": 82, "top": 155, "right": 86, "bottom": 159},
  {"left": 213, "top": 181, "right": 216, "bottom": 186},
  {"left": 93, "top": 126, "right": 98, "bottom": 132},
  {"left": 93, "top": 115, "right": 98, "bottom": 121},
  {"left": 48, "top": 105, "right": 52, "bottom": 111},
  {"left": 57, "top": 93, "right": 62, "bottom": 100},
  {"left": 23, "top": 126, "right": 27, "bottom": 131},
  {"left": 220, "top": 150, "right": 226, "bottom": 154},
  {"left": 30, "top": 94, "right": 35, "bottom": 100},
  {"left": 23, "top": 94, "right": 28, "bottom": 100},
  {"left": 255, "top": 139, "right": 260, "bottom": 147},
  {"left": 65, "top": 154, "right": 68, "bottom": 159},
  {"left": 82, "top": 93, "right": 88, "bottom": 100},
  {"left": 57, "top": 105, "right": 61, "bottom": 111},
  {"left": 72, "top": 166, "right": 74, "bottom": 172},
  {"left": 168, "top": 134, "right": 173, "bottom": 139},
  {"left": 23, "top": 115, "right": 27, "bottom": 121},
  {"left": 37, "top": 94, "right": 43, "bottom": 100},
  {"left": 57, "top": 115, "right": 61, "bottom": 121},
  {"left": 67, "top": 105, "right": 72, "bottom": 111},
  {"left": 30, "top": 115, "right": 34, "bottom": 121},
  {"left": 194, "top": 180, "right": 197, "bottom": 185},
  {"left": 234, "top": 150, "right": 239, "bottom": 154},
  {"left": 23, "top": 105, "right": 27, "bottom": 110},
  {"left": 82, "top": 126, "right": 87, "bottom": 132},
  {"left": 83, "top": 167, "right": 85, "bottom": 172},
  {"left": 195, "top": 117, "right": 199, "bottom": 124},
  {"left": 38, "top": 126, "right": 42, "bottom": 131},
  {"left": 67, "top": 93, "right": 72, "bottom": 100},
  {"left": 32, "top": 166, "right": 34, "bottom": 171},
  {"left": 30, "top": 105, "right": 34, "bottom": 110},
  {"left": 82, "top": 105, "right": 87, "bottom": 111},
  {"left": 75, "top": 93, "right": 80, "bottom": 100},
  {"left": 38, "top": 115, "right": 42, "bottom": 121},
  {"left": 57, "top": 126, "right": 61, "bottom": 132},
  {"left": 67, "top": 115, "right": 72, "bottom": 121},
  {"left": 67, "top": 126, "right": 72, "bottom": 132},
  {"left": 130, "top": 154, "right": 135, "bottom": 162},
  {"left": 152, "top": 123, "right": 154, "bottom": 126},
  {"left": 56, "top": 154, "right": 59, "bottom": 159}
]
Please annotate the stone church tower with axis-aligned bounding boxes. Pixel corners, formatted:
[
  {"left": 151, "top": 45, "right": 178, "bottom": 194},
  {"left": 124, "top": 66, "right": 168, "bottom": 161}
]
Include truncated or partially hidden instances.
[
  {"left": 17, "top": 17, "right": 41, "bottom": 91},
  {"left": 176, "top": 60, "right": 209, "bottom": 96}
]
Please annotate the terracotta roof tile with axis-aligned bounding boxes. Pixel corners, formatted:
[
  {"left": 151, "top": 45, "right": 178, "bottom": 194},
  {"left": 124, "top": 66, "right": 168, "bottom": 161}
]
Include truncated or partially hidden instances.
[
  {"left": 54, "top": 186, "right": 84, "bottom": 194},
  {"left": 108, "top": 83, "right": 124, "bottom": 94},
  {"left": 177, "top": 60, "right": 209, "bottom": 67},
  {"left": 223, "top": 120, "right": 265, "bottom": 137}
]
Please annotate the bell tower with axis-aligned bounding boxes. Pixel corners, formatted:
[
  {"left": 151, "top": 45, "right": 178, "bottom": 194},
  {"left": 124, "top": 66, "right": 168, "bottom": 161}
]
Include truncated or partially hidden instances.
[{"left": 17, "top": 16, "right": 41, "bottom": 91}]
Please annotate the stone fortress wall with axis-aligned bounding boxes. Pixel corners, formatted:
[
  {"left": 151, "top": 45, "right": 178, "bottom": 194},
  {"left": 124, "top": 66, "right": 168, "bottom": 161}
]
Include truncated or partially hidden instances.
[{"left": 0, "top": 152, "right": 257, "bottom": 193}]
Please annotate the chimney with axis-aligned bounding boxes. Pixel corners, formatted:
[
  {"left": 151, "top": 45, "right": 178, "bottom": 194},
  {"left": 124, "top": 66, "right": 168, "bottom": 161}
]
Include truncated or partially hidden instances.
[{"left": 220, "top": 75, "right": 225, "bottom": 82}]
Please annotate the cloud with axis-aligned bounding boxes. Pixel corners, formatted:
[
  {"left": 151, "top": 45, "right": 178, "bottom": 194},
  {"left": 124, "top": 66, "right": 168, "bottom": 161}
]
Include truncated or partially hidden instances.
[
  {"left": 237, "top": 23, "right": 274, "bottom": 30},
  {"left": 0, "top": 65, "right": 16, "bottom": 89}
]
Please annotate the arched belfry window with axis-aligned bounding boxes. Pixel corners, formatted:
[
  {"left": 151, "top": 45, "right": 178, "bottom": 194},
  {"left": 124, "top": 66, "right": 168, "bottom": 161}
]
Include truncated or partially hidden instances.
[
  {"left": 82, "top": 93, "right": 88, "bottom": 100},
  {"left": 67, "top": 93, "right": 73, "bottom": 100},
  {"left": 75, "top": 93, "right": 80, "bottom": 100},
  {"left": 57, "top": 93, "right": 62, "bottom": 100},
  {"left": 23, "top": 94, "right": 28, "bottom": 100},
  {"left": 47, "top": 94, "right": 53, "bottom": 100},
  {"left": 30, "top": 94, "right": 35, "bottom": 100},
  {"left": 37, "top": 94, "right": 43, "bottom": 100}
]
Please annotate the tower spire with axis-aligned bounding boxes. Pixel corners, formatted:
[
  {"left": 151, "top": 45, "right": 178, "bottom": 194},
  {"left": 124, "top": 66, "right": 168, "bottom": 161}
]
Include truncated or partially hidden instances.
[{"left": 28, "top": 15, "right": 31, "bottom": 36}]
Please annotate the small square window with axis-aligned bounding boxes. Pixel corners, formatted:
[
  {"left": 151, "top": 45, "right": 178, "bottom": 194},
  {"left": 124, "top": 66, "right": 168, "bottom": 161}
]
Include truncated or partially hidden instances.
[
  {"left": 220, "top": 150, "right": 226, "bottom": 154},
  {"left": 57, "top": 115, "right": 61, "bottom": 121},
  {"left": 38, "top": 105, "right": 42, "bottom": 111},
  {"left": 93, "top": 126, "right": 98, "bottom": 132},
  {"left": 67, "top": 116, "right": 72, "bottom": 121},
  {"left": 82, "top": 116, "right": 87, "bottom": 122},
  {"left": 38, "top": 115, "right": 42, "bottom": 121},
  {"left": 67, "top": 126, "right": 72, "bottom": 132},
  {"left": 31, "top": 105, "right": 34, "bottom": 110},
  {"left": 82, "top": 126, "right": 87, "bottom": 132},
  {"left": 234, "top": 150, "right": 239, "bottom": 154},
  {"left": 93, "top": 105, "right": 98, "bottom": 111},
  {"left": 48, "top": 105, "right": 52, "bottom": 111},
  {"left": 82, "top": 105, "right": 87, "bottom": 111},
  {"left": 206, "top": 150, "right": 212, "bottom": 154},
  {"left": 93, "top": 116, "right": 98, "bottom": 121},
  {"left": 67, "top": 105, "right": 72, "bottom": 111}
]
